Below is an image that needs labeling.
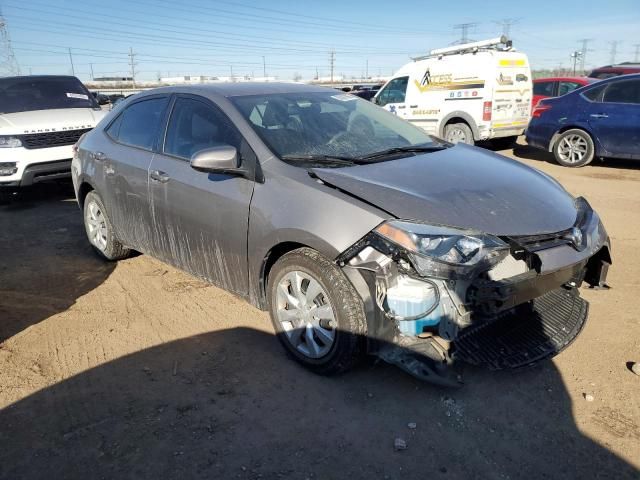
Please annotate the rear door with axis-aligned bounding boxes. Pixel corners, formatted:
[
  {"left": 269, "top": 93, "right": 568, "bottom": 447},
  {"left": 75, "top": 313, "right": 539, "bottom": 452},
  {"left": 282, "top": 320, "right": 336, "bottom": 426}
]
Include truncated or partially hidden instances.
[
  {"left": 147, "top": 94, "right": 255, "bottom": 295},
  {"left": 586, "top": 78, "right": 640, "bottom": 158},
  {"left": 101, "top": 95, "right": 169, "bottom": 250},
  {"left": 491, "top": 55, "right": 532, "bottom": 134}
]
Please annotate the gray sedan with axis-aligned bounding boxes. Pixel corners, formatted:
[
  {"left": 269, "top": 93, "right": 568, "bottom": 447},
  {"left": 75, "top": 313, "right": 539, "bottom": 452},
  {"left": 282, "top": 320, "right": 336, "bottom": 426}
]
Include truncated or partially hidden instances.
[{"left": 72, "top": 83, "right": 611, "bottom": 385}]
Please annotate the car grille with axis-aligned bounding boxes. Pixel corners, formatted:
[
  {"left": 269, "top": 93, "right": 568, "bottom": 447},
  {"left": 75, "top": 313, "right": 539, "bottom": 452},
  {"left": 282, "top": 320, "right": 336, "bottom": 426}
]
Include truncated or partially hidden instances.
[
  {"left": 507, "top": 228, "right": 575, "bottom": 252},
  {"left": 19, "top": 128, "right": 91, "bottom": 150}
]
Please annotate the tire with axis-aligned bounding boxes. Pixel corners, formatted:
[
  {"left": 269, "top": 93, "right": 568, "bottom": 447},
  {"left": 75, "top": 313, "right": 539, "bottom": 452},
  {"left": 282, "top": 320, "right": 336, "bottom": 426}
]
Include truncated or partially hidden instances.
[
  {"left": 552, "top": 129, "right": 595, "bottom": 167},
  {"left": 490, "top": 135, "right": 518, "bottom": 150},
  {"left": 267, "top": 247, "right": 366, "bottom": 375},
  {"left": 83, "top": 190, "right": 130, "bottom": 261},
  {"left": 444, "top": 122, "right": 474, "bottom": 145}
]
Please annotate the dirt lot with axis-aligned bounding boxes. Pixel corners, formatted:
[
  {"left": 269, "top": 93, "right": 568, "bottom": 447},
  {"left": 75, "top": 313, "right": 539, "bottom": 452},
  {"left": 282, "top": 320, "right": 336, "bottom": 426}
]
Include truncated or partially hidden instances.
[{"left": 1, "top": 139, "right": 639, "bottom": 479}]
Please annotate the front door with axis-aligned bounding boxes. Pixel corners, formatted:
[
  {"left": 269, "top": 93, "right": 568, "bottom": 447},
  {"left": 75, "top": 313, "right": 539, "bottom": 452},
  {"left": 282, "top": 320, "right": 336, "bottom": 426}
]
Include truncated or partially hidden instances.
[
  {"left": 375, "top": 76, "right": 410, "bottom": 119},
  {"left": 148, "top": 95, "right": 255, "bottom": 295},
  {"left": 586, "top": 78, "right": 640, "bottom": 158}
]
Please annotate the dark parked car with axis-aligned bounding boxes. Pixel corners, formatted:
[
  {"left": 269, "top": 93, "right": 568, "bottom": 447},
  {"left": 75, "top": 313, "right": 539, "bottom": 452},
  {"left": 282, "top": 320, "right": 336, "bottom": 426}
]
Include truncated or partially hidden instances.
[
  {"left": 526, "top": 73, "right": 640, "bottom": 167},
  {"left": 588, "top": 62, "right": 640, "bottom": 79},
  {"left": 91, "top": 91, "right": 110, "bottom": 105},
  {"left": 72, "top": 83, "right": 611, "bottom": 385}
]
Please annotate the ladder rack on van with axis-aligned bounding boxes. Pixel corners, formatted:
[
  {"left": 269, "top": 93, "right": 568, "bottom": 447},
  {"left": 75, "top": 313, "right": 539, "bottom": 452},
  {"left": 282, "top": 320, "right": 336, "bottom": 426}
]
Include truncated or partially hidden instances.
[{"left": 411, "top": 36, "right": 513, "bottom": 62}]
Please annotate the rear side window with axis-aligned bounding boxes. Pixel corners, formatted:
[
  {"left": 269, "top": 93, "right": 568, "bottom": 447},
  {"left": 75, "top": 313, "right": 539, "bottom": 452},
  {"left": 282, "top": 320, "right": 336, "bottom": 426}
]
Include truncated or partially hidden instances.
[
  {"left": 582, "top": 84, "right": 606, "bottom": 102},
  {"left": 164, "top": 97, "right": 241, "bottom": 159},
  {"left": 603, "top": 80, "right": 640, "bottom": 104},
  {"left": 558, "top": 81, "right": 583, "bottom": 96},
  {"left": 376, "top": 76, "right": 409, "bottom": 106},
  {"left": 533, "top": 81, "right": 556, "bottom": 97},
  {"left": 107, "top": 97, "right": 168, "bottom": 150}
]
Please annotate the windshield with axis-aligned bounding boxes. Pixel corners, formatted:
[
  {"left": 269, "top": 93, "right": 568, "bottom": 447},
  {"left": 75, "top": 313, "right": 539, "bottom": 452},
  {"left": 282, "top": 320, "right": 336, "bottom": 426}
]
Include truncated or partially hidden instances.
[
  {"left": 231, "top": 91, "right": 439, "bottom": 163},
  {"left": 0, "top": 76, "right": 98, "bottom": 114}
]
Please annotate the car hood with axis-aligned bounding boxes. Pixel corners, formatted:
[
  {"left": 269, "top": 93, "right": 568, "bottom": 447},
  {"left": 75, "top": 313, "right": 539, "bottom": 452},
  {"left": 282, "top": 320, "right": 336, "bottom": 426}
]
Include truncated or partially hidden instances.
[
  {"left": 0, "top": 108, "right": 106, "bottom": 134},
  {"left": 312, "top": 144, "right": 578, "bottom": 236}
]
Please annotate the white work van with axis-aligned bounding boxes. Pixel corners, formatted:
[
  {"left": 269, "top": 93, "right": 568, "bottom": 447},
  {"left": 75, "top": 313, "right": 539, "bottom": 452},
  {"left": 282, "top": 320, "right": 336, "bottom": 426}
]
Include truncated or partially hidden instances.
[
  {"left": 0, "top": 75, "right": 106, "bottom": 194},
  {"left": 373, "top": 37, "right": 532, "bottom": 146}
]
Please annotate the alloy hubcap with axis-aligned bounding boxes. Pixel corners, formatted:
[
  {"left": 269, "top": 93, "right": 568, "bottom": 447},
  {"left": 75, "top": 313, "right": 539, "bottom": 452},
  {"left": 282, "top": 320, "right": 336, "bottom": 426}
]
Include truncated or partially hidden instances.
[
  {"left": 447, "top": 127, "right": 467, "bottom": 144},
  {"left": 275, "top": 270, "right": 336, "bottom": 359},
  {"left": 558, "top": 135, "right": 588, "bottom": 163},
  {"left": 86, "top": 201, "right": 108, "bottom": 251}
]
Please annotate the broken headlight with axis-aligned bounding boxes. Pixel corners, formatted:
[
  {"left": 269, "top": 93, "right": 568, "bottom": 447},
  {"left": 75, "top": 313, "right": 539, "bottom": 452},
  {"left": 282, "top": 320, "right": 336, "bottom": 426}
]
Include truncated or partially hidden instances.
[{"left": 375, "top": 220, "right": 509, "bottom": 279}]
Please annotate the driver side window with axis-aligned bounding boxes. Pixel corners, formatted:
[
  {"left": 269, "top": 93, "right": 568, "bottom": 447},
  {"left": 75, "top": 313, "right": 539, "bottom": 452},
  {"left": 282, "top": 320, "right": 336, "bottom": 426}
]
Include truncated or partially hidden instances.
[{"left": 377, "top": 76, "right": 409, "bottom": 106}]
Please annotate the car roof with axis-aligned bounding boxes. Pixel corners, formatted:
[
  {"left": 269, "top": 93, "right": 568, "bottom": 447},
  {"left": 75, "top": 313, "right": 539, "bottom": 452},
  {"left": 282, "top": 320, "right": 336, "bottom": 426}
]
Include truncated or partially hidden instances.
[
  {"left": 138, "top": 82, "right": 332, "bottom": 98},
  {"left": 0, "top": 75, "right": 80, "bottom": 81},
  {"left": 533, "top": 76, "right": 592, "bottom": 83}
]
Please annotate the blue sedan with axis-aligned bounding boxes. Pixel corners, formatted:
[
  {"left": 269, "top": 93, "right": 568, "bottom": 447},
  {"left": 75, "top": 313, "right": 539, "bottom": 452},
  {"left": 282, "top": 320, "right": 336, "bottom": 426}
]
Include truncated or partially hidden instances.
[{"left": 526, "top": 73, "right": 640, "bottom": 167}]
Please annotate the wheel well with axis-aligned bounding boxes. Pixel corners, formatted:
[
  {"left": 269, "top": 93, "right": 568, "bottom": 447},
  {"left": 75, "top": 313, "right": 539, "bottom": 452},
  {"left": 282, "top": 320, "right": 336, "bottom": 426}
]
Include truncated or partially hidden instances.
[
  {"left": 444, "top": 117, "right": 469, "bottom": 128},
  {"left": 259, "top": 241, "right": 309, "bottom": 305},
  {"left": 77, "top": 182, "right": 94, "bottom": 208},
  {"left": 549, "top": 126, "right": 595, "bottom": 152}
]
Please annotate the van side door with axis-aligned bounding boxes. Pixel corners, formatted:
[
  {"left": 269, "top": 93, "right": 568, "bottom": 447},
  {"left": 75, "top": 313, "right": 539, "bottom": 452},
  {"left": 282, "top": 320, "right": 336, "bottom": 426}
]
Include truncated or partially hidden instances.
[{"left": 147, "top": 94, "right": 256, "bottom": 295}]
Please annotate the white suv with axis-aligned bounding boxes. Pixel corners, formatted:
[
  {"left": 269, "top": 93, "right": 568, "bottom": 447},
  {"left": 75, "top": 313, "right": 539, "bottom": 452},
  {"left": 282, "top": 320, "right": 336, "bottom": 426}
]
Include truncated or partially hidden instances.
[{"left": 0, "top": 75, "right": 106, "bottom": 192}]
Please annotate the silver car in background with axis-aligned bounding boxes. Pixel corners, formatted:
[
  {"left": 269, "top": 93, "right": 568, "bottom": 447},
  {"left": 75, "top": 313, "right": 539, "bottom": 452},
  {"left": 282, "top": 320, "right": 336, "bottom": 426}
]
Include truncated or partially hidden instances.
[{"left": 72, "top": 83, "right": 611, "bottom": 385}]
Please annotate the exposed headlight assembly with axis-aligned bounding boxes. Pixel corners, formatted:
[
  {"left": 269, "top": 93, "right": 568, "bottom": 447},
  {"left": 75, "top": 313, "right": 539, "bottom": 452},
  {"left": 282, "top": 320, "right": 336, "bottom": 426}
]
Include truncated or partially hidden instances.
[
  {"left": 375, "top": 220, "right": 509, "bottom": 279},
  {"left": 0, "top": 136, "right": 22, "bottom": 148}
]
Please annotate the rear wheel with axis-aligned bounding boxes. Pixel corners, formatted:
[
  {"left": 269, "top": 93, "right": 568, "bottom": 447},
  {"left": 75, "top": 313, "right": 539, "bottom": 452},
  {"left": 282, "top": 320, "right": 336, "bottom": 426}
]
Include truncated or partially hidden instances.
[
  {"left": 552, "top": 129, "right": 594, "bottom": 167},
  {"left": 83, "top": 191, "right": 130, "bottom": 260},
  {"left": 444, "top": 122, "right": 474, "bottom": 145},
  {"left": 267, "top": 247, "right": 366, "bottom": 375}
]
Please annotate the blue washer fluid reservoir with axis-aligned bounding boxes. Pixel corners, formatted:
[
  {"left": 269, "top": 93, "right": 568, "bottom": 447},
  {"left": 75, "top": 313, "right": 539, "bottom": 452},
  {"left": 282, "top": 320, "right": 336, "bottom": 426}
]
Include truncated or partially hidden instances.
[{"left": 385, "top": 276, "right": 444, "bottom": 336}]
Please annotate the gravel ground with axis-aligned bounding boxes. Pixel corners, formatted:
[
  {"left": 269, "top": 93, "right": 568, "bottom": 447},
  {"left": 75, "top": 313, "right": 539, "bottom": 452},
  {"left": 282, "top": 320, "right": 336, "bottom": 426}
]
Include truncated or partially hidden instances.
[{"left": 1, "top": 138, "right": 639, "bottom": 479}]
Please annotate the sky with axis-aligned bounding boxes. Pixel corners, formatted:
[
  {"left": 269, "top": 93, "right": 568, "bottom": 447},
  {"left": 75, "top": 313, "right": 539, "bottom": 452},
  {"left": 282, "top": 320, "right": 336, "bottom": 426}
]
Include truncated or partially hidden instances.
[{"left": 2, "top": 0, "right": 639, "bottom": 81}]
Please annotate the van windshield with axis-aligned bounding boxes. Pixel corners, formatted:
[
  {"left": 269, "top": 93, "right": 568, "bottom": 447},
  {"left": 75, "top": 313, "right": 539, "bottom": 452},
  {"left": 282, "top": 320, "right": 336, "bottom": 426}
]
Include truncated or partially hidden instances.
[
  {"left": 231, "top": 91, "right": 439, "bottom": 164},
  {"left": 0, "top": 76, "right": 98, "bottom": 114}
]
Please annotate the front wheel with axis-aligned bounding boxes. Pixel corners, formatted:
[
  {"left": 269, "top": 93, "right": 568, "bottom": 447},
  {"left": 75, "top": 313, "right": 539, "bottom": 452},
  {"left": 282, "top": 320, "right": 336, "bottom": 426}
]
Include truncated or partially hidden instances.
[
  {"left": 83, "top": 191, "right": 131, "bottom": 260},
  {"left": 444, "top": 122, "right": 474, "bottom": 145},
  {"left": 552, "top": 129, "right": 595, "bottom": 167},
  {"left": 267, "top": 247, "right": 366, "bottom": 375}
]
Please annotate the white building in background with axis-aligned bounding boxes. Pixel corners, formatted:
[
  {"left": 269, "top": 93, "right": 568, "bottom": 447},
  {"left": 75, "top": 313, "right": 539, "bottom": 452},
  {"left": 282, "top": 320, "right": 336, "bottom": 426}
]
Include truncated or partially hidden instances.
[{"left": 159, "top": 75, "right": 278, "bottom": 84}]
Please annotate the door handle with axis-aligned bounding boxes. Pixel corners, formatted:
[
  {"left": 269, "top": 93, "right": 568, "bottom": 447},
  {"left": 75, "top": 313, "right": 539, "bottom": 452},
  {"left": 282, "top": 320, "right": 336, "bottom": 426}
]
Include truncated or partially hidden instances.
[
  {"left": 590, "top": 113, "right": 609, "bottom": 119},
  {"left": 150, "top": 170, "right": 170, "bottom": 183},
  {"left": 92, "top": 151, "right": 106, "bottom": 162}
]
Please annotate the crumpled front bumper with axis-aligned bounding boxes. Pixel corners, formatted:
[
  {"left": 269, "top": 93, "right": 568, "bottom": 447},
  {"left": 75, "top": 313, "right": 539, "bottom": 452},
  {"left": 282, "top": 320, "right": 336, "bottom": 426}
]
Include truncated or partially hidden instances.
[{"left": 338, "top": 198, "right": 611, "bottom": 386}]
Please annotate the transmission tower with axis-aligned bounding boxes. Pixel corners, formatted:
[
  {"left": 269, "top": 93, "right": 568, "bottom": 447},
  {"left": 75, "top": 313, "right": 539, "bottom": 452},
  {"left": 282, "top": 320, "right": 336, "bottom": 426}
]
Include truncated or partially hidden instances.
[
  {"left": 634, "top": 44, "right": 640, "bottom": 62},
  {"left": 609, "top": 41, "right": 620, "bottom": 64},
  {"left": 0, "top": 9, "right": 20, "bottom": 76},
  {"left": 453, "top": 23, "right": 478, "bottom": 44},
  {"left": 577, "top": 38, "right": 593, "bottom": 73},
  {"left": 329, "top": 49, "right": 335, "bottom": 83},
  {"left": 494, "top": 18, "right": 519, "bottom": 38}
]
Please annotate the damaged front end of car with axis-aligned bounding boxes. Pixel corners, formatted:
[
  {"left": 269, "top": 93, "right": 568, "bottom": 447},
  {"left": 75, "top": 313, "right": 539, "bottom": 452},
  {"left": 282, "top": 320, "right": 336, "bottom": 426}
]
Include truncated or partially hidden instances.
[{"left": 337, "top": 197, "right": 611, "bottom": 387}]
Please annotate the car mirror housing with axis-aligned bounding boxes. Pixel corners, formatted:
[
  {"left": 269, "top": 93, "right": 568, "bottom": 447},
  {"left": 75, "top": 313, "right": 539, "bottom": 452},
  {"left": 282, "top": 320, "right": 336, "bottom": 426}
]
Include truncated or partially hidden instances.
[{"left": 190, "top": 145, "right": 242, "bottom": 174}]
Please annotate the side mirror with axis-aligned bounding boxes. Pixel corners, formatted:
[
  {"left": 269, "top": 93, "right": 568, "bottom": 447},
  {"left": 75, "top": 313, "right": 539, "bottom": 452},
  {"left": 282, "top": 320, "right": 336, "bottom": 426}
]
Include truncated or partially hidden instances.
[
  {"left": 190, "top": 145, "right": 242, "bottom": 174},
  {"left": 372, "top": 96, "right": 380, "bottom": 105}
]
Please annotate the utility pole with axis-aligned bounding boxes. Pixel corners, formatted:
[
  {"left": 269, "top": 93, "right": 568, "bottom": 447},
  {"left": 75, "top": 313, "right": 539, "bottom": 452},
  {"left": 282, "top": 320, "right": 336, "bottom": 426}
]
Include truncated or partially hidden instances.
[
  {"left": 0, "top": 8, "right": 20, "bottom": 76},
  {"left": 577, "top": 39, "right": 593, "bottom": 74},
  {"left": 262, "top": 56, "right": 266, "bottom": 77},
  {"left": 89, "top": 63, "right": 94, "bottom": 81},
  {"left": 634, "top": 44, "right": 640, "bottom": 62},
  {"left": 68, "top": 48, "right": 75, "bottom": 76},
  {"left": 609, "top": 41, "right": 620, "bottom": 64},
  {"left": 570, "top": 51, "right": 583, "bottom": 75},
  {"left": 453, "top": 22, "right": 477, "bottom": 44},
  {"left": 494, "top": 18, "right": 519, "bottom": 38},
  {"left": 329, "top": 49, "right": 335, "bottom": 83},
  {"left": 128, "top": 47, "right": 137, "bottom": 87}
]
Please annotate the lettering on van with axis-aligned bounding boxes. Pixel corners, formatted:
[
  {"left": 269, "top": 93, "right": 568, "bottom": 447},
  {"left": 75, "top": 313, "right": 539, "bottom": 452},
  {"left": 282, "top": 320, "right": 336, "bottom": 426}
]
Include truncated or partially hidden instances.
[
  {"left": 415, "top": 68, "right": 485, "bottom": 93},
  {"left": 496, "top": 73, "right": 513, "bottom": 86},
  {"left": 23, "top": 125, "right": 93, "bottom": 134},
  {"left": 412, "top": 109, "right": 440, "bottom": 116}
]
